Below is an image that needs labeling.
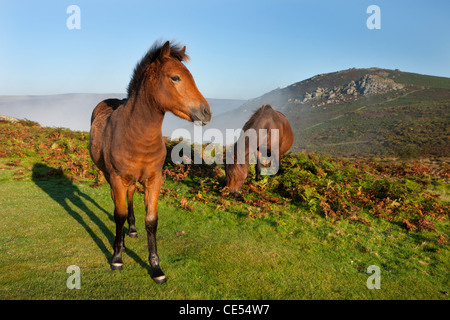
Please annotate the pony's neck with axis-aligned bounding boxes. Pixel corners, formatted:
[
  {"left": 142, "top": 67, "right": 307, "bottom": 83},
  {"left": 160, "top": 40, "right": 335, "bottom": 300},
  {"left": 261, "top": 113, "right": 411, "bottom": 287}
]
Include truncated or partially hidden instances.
[{"left": 124, "top": 89, "right": 165, "bottom": 142}]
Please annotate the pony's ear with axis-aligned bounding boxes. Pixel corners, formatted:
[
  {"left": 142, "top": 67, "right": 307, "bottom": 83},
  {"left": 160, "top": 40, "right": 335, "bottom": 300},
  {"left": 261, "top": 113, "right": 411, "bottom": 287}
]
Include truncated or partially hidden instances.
[
  {"left": 160, "top": 41, "right": 171, "bottom": 59},
  {"left": 180, "top": 46, "right": 190, "bottom": 62}
]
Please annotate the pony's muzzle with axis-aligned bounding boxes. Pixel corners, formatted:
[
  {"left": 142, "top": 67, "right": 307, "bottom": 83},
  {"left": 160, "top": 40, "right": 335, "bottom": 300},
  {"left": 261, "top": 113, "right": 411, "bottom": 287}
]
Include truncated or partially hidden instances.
[{"left": 191, "top": 104, "right": 212, "bottom": 126}]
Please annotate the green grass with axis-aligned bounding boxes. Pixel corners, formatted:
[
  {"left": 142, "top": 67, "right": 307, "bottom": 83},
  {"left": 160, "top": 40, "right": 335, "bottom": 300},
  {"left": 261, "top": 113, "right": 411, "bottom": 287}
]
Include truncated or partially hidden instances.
[
  {"left": 0, "top": 120, "right": 448, "bottom": 299},
  {"left": 0, "top": 161, "right": 448, "bottom": 300}
]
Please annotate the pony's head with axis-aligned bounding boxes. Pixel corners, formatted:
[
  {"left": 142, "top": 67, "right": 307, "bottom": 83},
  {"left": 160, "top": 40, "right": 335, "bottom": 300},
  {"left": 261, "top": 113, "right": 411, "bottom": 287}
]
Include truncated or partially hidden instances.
[
  {"left": 225, "top": 161, "right": 248, "bottom": 196},
  {"left": 128, "top": 40, "right": 212, "bottom": 126}
]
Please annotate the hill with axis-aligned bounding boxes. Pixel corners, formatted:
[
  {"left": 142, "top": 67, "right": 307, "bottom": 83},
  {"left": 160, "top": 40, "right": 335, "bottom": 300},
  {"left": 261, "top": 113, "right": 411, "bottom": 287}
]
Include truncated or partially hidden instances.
[{"left": 210, "top": 68, "right": 450, "bottom": 158}]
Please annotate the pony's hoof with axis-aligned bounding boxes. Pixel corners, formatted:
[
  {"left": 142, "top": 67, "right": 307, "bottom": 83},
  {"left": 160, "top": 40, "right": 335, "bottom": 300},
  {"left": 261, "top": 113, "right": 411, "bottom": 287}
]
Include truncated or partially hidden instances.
[
  {"left": 128, "top": 226, "right": 138, "bottom": 237},
  {"left": 152, "top": 274, "right": 167, "bottom": 284},
  {"left": 111, "top": 263, "right": 123, "bottom": 270},
  {"left": 151, "top": 267, "right": 166, "bottom": 284},
  {"left": 111, "top": 256, "right": 123, "bottom": 270}
]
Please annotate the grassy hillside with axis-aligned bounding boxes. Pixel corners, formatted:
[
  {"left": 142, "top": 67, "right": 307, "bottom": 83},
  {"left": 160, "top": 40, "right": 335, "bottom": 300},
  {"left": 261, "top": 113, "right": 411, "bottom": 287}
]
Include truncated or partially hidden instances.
[
  {"left": 213, "top": 68, "right": 450, "bottom": 158},
  {"left": 0, "top": 119, "right": 449, "bottom": 299}
]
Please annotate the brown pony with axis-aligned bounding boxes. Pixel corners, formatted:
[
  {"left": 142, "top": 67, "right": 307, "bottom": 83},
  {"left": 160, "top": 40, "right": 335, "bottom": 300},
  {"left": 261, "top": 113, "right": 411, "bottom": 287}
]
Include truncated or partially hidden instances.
[
  {"left": 89, "top": 41, "right": 211, "bottom": 283},
  {"left": 226, "top": 105, "right": 293, "bottom": 196}
]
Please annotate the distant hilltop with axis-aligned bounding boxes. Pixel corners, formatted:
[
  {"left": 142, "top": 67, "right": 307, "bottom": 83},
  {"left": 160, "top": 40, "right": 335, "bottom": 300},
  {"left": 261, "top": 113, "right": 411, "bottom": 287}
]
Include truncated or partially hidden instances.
[
  {"left": 241, "top": 67, "right": 450, "bottom": 112},
  {"left": 210, "top": 67, "right": 450, "bottom": 158},
  {"left": 0, "top": 115, "right": 19, "bottom": 123}
]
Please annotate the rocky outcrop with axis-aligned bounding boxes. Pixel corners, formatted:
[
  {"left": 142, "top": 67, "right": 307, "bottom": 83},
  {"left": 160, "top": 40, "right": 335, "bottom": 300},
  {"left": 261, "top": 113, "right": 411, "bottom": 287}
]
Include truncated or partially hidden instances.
[
  {"left": 289, "top": 73, "right": 404, "bottom": 107},
  {"left": 358, "top": 74, "right": 403, "bottom": 95},
  {"left": 0, "top": 115, "right": 19, "bottom": 123}
]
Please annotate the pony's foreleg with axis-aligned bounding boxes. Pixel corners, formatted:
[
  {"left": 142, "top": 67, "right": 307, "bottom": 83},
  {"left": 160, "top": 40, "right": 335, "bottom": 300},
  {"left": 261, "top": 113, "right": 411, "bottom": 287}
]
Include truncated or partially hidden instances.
[
  {"left": 273, "top": 150, "right": 282, "bottom": 175},
  {"left": 144, "top": 171, "right": 166, "bottom": 284},
  {"left": 127, "top": 184, "right": 138, "bottom": 237},
  {"left": 110, "top": 176, "right": 128, "bottom": 270},
  {"left": 276, "top": 157, "right": 284, "bottom": 175},
  {"left": 255, "top": 154, "right": 262, "bottom": 181}
]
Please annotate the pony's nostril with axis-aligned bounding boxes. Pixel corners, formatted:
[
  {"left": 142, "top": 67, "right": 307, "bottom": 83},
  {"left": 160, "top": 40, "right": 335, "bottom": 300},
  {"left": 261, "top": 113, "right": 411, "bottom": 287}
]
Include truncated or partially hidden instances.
[
  {"left": 202, "top": 105, "right": 211, "bottom": 117},
  {"left": 191, "top": 105, "right": 211, "bottom": 125}
]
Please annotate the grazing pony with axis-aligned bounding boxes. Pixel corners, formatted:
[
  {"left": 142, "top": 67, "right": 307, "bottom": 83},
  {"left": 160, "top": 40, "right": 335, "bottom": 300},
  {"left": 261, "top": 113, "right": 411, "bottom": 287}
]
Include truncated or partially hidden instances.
[
  {"left": 225, "top": 105, "right": 293, "bottom": 196},
  {"left": 89, "top": 41, "right": 211, "bottom": 283}
]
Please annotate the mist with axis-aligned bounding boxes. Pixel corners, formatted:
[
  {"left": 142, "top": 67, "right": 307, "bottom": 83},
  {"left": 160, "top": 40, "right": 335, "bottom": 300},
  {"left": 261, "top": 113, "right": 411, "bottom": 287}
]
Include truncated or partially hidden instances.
[{"left": 0, "top": 94, "right": 246, "bottom": 136}]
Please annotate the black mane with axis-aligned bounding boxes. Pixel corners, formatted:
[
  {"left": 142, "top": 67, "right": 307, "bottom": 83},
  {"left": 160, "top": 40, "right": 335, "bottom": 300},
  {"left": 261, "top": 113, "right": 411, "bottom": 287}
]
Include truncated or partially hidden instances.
[{"left": 127, "top": 41, "right": 189, "bottom": 97}]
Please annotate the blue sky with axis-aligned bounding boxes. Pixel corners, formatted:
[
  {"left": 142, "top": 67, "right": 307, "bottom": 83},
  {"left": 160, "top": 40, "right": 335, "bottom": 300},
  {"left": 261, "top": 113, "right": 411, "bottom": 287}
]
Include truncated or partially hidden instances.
[{"left": 0, "top": 0, "right": 449, "bottom": 99}]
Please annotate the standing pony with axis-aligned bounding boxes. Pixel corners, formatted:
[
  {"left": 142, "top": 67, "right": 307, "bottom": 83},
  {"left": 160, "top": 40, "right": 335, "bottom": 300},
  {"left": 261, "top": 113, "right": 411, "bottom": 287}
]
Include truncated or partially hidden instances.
[
  {"left": 89, "top": 41, "right": 211, "bottom": 283},
  {"left": 226, "top": 105, "right": 293, "bottom": 197}
]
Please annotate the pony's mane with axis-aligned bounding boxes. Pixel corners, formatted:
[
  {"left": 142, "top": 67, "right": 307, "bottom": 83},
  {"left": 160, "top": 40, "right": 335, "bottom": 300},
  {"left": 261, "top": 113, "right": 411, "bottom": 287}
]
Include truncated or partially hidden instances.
[
  {"left": 243, "top": 104, "right": 274, "bottom": 130},
  {"left": 127, "top": 41, "right": 190, "bottom": 97}
]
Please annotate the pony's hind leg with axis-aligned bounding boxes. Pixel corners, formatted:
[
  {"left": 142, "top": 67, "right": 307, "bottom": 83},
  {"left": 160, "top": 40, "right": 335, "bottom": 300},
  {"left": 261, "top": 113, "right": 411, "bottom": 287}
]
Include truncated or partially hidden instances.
[
  {"left": 127, "top": 184, "right": 138, "bottom": 237},
  {"left": 110, "top": 176, "right": 128, "bottom": 270}
]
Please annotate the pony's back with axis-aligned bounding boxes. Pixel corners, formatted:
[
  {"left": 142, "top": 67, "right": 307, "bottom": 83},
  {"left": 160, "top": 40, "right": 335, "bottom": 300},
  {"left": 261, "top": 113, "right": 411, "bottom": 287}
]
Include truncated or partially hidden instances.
[{"left": 241, "top": 104, "right": 293, "bottom": 153}]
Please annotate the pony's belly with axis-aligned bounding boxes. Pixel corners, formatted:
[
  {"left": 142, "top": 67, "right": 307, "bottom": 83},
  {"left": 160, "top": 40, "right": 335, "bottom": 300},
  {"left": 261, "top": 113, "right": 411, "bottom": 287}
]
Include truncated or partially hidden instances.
[{"left": 113, "top": 152, "right": 165, "bottom": 185}]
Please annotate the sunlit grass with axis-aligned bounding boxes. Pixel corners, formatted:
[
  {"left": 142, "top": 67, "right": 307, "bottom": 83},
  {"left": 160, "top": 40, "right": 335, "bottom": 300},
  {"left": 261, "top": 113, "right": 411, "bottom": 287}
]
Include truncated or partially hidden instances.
[
  {"left": 0, "top": 164, "right": 448, "bottom": 299},
  {"left": 0, "top": 120, "right": 448, "bottom": 299}
]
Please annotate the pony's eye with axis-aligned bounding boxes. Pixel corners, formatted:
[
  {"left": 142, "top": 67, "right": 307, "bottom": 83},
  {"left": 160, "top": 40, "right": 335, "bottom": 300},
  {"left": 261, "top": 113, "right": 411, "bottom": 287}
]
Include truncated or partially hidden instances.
[{"left": 171, "top": 75, "right": 181, "bottom": 82}]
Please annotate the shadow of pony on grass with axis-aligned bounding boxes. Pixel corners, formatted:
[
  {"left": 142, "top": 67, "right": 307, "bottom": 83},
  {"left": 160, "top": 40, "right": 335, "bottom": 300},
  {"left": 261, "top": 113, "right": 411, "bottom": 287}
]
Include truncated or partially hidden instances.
[{"left": 32, "top": 163, "right": 150, "bottom": 272}]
